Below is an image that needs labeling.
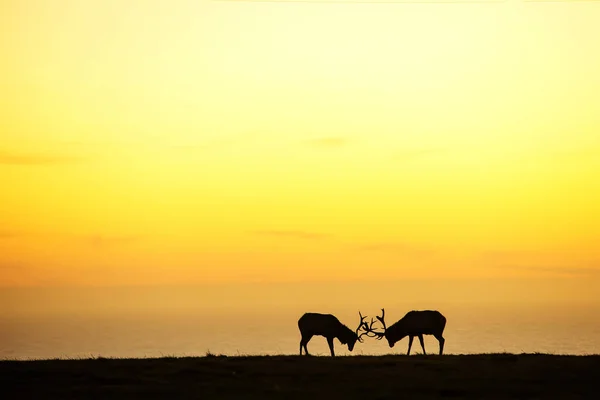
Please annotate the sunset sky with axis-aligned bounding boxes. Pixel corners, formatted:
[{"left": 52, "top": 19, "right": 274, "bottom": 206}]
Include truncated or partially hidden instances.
[{"left": 1, "top": 1, "right": 599, "bottom": 305}]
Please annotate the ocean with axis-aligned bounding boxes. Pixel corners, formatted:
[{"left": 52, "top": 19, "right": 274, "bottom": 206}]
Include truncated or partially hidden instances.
[{"left": 2, "top": 286, "right": 599, "bottom": 359}]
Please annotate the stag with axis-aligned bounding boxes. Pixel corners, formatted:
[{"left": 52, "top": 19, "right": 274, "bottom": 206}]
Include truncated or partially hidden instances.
[
  {"left": 298, "top": 312, "right": 373, "bottom": 356},
  {"left": 366, "top": 308, "right": 447, "bottom": 355}
]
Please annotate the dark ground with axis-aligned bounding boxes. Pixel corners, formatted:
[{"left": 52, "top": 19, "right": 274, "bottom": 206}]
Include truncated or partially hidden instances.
[{"left": 2, "top": 354, "right": 599, "bottom": 399}]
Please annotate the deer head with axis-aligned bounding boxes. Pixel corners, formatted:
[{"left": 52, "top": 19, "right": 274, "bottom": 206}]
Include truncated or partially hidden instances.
[
  {"left": 375, "top": 308, "right": 395, "bottom": 347},
  {"left": 343, "top": 311, "right": 366, "bottom": 351}
]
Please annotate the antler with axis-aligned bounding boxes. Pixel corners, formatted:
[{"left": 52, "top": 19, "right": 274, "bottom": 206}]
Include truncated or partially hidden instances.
[
  {"left": 357, "top": 316, "right": 383, "bottom": 341},
  {"left": 371, "top": 308, "right": 387, "bottom": 340},
  {"left": 356, "top": 311, "right": 368, "bottom": 342}
]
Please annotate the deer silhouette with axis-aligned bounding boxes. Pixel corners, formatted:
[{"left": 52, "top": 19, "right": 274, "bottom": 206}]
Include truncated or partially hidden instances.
[
  {"left": 298, "top": 312, "right": 372, "bottom": 356},
  {"left": 365, "top": 308, "right": 447, "bottom": 355}
]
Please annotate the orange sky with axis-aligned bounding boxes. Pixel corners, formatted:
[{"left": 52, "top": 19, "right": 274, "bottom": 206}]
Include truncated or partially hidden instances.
[{"left": 1, "top": 1, "right": 600, "bottom": 304}]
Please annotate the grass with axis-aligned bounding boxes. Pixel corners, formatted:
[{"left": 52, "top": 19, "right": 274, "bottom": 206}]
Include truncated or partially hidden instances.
[{"left": 1, "top": 353, "right": 599, "bottom": 399}]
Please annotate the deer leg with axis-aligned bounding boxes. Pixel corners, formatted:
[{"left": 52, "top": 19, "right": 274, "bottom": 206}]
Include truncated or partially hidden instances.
[
  {"left": 407, "top": 336, "right": 414, "bottom": 355},
  {"left": 418, "top": 334, "right": 426, "bottom": 355},
  {"left": 327, "top": 337, "right": 335, "bottom": 357},
  {"left": 435, "top": 335, "right": 445, "bottom": 355},
  {"left": 301, "top": 335, "right": 312, "bottom": 356}
]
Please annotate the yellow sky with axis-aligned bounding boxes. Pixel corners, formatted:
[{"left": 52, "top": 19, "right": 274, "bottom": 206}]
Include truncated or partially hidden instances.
[{"left": 1, "top": 1, "right": 599, "bottom": 301}]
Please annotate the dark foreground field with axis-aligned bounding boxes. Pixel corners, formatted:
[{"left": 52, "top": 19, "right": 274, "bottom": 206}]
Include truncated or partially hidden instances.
[{"left": 2, "top": 354, "right": 600, "bottom": 399}]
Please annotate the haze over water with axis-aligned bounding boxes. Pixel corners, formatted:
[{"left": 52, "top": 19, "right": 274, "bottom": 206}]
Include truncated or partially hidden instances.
[{"left": 2, "top": 285, "right": 599, "bottom": 359}]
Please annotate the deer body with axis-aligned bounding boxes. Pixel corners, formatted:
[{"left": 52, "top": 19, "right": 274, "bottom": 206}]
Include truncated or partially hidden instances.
[
  {"left": 364, "top": 309, "right": 446, "bottom": 355},
  {"left": 298, "top": 313, "right": 362, "bottom": 356},
  {"left": 384, "top": 310, "right": 446, "bottom": 355}
]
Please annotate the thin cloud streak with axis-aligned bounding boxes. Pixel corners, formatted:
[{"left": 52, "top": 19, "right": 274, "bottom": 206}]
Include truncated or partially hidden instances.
[
  {"left": 0, "top": 262, "right": 26, "bottom": 271},
  {"left": 545, "top": 147, "right": 600, "bottom": 163},
  {"left": 494, "top": 264, "right": 600, "bottom": 276},
  {"left": 214, "top": 0, "right": 504, "bottom": 3},
  {"left": 354, "top": 242, "right": 435, "bottom": 257},
  {"left": 305, "top": 137, "right": 348, "bottom": 149},
  {"left": 0, "top": 151, "right": 83, "bottom": 166},
  {"left": 391, "top": 148, "right": 445, "bottom": 162},
  {"left": 0, "top": 232, "right": 18, "bottom": 239},
  {"left": 80, "top": 235, "right": 140, "bottom": 248},
  {"left": 252, "top": 230, "right": 331, "bottom": 240}
]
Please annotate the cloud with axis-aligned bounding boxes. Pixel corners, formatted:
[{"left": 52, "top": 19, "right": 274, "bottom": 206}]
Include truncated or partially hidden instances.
[
  {"left": 0, "top": 230, "right": 31, "bottom": 240},
  {"left": 492, "top": 264, "right": 600, "bottom": 277},
  {"left": 0, "top": 262, "right": 25, "bottom": 271},
  {"left": 165, "top": 132, "right": 268, "bottom": 151},
  {"left": 216, "top": 0, "right": 504, "bottom": 3},
  {"left": 305, "top": 137, "right": 348, "bottom": 149},
  {"left": 0, "top": 150, "right": 82, "bottom": 166},
  {"left": 391, "top": 148, "right": 445, "bottom": 162},
  {"left": 354, "top": 242, "right": 435, "bottom": 257},
  {"left": 479, "top": 249, "right": 600, "bottom": 276},
  {"left": 252, "top": 230, "right": 330, "bottom": 240},
  {"left": 545, "top": 147, "right": 600, "bottom": 163},
  {"left": 0, "top": 231, "right": 18, "bottom": 239},
  {"left": 81, "top": 235, "right": 140, "bottom": 248}
]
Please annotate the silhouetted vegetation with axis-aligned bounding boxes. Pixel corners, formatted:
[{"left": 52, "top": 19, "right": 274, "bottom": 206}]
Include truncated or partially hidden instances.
[{"left": 2, "top": 354, "right": 599, "bottom": 399}]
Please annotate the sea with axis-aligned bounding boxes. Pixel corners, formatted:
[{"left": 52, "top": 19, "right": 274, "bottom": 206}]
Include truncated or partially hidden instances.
[{"left": 2, "top": 285, "right": 599, "bottom": 359}]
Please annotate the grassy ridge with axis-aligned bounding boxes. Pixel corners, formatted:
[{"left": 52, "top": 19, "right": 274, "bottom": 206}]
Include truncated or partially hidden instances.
[{"left": 2, "top": 354, "right": 599, "bottom": 399}]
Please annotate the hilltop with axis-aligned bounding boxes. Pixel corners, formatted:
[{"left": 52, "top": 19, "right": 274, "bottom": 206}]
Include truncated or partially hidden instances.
[{"left": 2, "top": 353, "right": 599, "bottom": 399}]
